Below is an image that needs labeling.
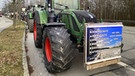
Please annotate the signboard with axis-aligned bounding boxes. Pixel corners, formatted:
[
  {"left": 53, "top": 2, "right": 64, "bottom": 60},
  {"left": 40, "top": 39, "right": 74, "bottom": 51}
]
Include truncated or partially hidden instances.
[{"left": 85, "top": 23, "right": 123, "bottom": 64}]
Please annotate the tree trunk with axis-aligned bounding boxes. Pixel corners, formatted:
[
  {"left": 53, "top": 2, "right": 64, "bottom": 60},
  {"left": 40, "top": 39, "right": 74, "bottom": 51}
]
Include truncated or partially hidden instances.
[{"left": 13, "top": 0, "right": 16, "bottom": 29}]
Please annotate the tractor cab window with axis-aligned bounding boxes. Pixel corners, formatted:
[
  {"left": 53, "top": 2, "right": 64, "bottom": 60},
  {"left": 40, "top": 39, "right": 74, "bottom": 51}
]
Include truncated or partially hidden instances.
[{"left": 54, "top": 0, "right": 79, "bottom": 14}]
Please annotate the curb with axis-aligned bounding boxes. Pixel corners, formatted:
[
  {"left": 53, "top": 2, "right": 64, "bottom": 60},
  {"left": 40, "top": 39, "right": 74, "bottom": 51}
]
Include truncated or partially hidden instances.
[{"left": 22, "top": 25, "right": 29, "bottom": 76}]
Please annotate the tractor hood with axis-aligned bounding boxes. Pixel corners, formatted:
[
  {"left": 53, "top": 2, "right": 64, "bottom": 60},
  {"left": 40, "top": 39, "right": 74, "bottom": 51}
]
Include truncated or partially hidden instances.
[{"left": 73, "top": 10, "right": 97, "bottom": 23}]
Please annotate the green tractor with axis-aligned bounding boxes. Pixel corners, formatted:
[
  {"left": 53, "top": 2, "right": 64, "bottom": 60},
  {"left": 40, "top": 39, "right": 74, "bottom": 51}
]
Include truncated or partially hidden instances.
[
  {"left": 33, "top": 0, "right": 123, "bottom": 73},
  {"left": 26, "top": 5, "right": 35, "bottom": 32}
]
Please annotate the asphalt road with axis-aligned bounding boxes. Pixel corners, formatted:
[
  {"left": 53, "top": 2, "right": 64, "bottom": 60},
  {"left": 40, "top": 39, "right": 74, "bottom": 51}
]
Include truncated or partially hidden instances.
[
  {"left": 26, "top": 26, "right": 135, "bottom": 76},
  {"left": 0, "top": 16, "right": 13, "bottom": 32}
]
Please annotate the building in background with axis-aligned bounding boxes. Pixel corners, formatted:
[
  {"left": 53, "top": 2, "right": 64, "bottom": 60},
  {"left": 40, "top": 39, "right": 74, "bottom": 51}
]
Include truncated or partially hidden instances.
[
  {"left": 0, "top": 9, "right": 2, "bottom": 17},
  {"left": 23, "top": 0, "right": 45, "bottom": 7}
]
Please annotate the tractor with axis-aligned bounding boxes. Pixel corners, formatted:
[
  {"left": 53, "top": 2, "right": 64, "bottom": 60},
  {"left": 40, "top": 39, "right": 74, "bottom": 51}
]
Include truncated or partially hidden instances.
[
  {"left": 33, "top": 0, "right": 123, "bottom": 73},
  {"left": 26, "top": 5, "right": 35, "bottom": 32}
]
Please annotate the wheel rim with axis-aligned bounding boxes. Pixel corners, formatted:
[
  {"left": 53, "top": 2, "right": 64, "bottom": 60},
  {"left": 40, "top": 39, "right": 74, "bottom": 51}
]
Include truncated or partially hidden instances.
[
  {"left": 45, "top": 37, "right": 52, "bottom": 62},
  {"left": 34, "top": 21, "right": 37, "bottom": 41}
]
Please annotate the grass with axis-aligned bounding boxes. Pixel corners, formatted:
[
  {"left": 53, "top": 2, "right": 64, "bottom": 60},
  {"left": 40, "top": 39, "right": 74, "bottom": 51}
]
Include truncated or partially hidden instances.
[{"left": 0, "top": 20, "right": 25, "bottom": 76}]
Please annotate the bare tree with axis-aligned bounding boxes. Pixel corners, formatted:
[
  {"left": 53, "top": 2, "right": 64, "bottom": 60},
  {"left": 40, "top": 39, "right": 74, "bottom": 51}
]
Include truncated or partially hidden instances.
[
  {"left": 12, "top": 0, "right": 17, "bottom": 29},
  {"left": 86, "top": 0, "right": 135, "bottom": 20}
]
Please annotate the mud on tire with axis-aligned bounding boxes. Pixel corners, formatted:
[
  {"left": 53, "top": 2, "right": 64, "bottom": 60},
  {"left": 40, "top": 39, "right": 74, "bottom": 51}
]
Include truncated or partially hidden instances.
[{"left": 42, "top": 27, "right": 74, "bottom": 73}]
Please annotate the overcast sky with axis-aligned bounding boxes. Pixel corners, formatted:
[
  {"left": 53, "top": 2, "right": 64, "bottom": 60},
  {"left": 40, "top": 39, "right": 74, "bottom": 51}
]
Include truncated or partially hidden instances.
[
  {"left": 0, "top": 0, "right": 11, "bottom": 9},
  {"left": 0, "top": 0, "right": 4, "bottom": 9},
  {"left": 0, "top": 0, "right": 46, "bottom": 9}
]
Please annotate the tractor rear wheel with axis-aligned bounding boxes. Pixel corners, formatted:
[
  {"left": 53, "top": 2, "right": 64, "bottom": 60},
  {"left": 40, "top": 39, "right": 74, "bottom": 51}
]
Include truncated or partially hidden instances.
[
  {"left": 28, "top": 19, "right": 34, "bottom": 32},
  {"left": 33, "top": 20, "right": 42, "bottom": 48},
  {"left": 42, "top": 27, "right": 73, "bottom": 73}
]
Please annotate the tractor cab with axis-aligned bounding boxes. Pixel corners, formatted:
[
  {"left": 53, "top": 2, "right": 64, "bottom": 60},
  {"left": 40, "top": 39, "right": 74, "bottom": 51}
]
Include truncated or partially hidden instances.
[{"left": 46, "top": 0, "right": 98, "bottom": 44}]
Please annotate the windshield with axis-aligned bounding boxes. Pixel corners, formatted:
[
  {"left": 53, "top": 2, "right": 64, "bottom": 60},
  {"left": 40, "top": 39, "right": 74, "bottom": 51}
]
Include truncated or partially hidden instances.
[{"left": 54, "top": 0, "right": 79, "bottom": 10}]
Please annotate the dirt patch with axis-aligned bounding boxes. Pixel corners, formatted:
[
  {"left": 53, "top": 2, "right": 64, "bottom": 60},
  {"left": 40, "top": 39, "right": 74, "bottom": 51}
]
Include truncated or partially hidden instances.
[
  {"left": 25, "top": 46, "right": 29, "bottom": 53},
  {"left": 25, "top": 28, "right": 34, "bottom": 76},
  {"left": 26, "top": 56, "right": 34, "bottom": 75}
]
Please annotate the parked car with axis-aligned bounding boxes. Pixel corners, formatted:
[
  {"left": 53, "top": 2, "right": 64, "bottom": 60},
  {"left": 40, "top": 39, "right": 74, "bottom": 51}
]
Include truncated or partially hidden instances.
[{"left": 0, "top": 11, "right": 2, "bottom": 17}]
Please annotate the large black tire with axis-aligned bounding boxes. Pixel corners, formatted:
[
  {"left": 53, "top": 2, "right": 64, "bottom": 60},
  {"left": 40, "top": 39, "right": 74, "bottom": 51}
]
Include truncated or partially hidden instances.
[
  {"left": 28, "top": 19, "right": 34, "bottom": 32},
  {"left": 42, "top": 27, "right": 73, "bottom": 73},
  {"left": 33, "top": 20, "right": 42, "bottom": 48}
]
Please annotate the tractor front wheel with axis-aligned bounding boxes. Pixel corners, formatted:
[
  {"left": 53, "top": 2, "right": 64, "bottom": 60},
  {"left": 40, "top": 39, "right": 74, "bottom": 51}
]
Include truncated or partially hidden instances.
[
  {"left": 33, "top": 20, "right": 42, "bottom": 48},
  {"left": 42, "top": 27, "right": 73, "bottom": 73}
]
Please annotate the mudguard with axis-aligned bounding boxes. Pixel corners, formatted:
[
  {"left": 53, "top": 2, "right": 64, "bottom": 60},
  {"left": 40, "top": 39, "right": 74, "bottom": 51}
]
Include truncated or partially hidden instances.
[
  {"left": 34, "top": 9, "right": 48, "bottom": 25},
  {"left": 42, "top": 22, "right": 65, "bottom": 31}
]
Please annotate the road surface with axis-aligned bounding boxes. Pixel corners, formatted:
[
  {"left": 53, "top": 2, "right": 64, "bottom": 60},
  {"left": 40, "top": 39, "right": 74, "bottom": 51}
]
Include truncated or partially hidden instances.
[
  {"left": 0, "top": 16, "right": 13, "bottom": 32},
  {"left": 26, "top": 26, "right": 135, "bottom": 76}
]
